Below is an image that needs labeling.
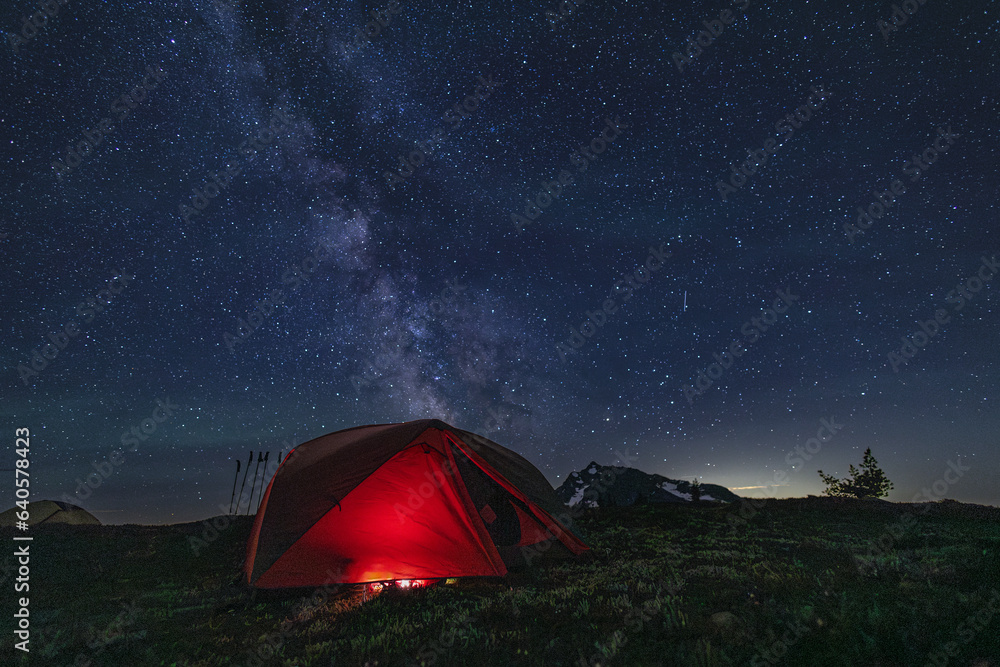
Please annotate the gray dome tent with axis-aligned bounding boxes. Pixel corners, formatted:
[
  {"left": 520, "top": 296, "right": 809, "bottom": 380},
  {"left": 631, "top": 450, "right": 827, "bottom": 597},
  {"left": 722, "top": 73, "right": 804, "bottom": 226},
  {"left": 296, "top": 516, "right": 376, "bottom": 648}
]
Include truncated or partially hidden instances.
[{"left": 0, "top": 500, "right": 101, "bottom": 527}]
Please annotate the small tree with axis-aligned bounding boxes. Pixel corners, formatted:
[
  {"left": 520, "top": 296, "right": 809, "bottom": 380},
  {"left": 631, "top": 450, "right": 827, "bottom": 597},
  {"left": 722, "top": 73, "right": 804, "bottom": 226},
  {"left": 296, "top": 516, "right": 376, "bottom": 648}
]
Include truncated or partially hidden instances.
[
  {"left": 818, "top": 448, "right": 893, "bottom": 499},
  {"left": 689, "top": 479, "right": 702, "bottom": 503}
]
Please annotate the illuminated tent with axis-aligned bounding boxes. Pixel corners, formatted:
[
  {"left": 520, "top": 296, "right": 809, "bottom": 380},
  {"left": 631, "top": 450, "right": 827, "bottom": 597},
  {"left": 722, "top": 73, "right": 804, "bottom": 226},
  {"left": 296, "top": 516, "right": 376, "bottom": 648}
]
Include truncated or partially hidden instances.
[{"left": 244, "top": 419, "right": 588, "bottom": 588}]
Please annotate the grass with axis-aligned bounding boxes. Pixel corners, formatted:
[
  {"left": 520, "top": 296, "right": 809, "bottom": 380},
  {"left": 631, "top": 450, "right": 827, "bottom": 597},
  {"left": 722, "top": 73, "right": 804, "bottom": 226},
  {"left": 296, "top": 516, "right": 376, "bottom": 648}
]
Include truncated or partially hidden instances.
[{"left": 2, "top": 497, "right": 998, "bottom": 666}]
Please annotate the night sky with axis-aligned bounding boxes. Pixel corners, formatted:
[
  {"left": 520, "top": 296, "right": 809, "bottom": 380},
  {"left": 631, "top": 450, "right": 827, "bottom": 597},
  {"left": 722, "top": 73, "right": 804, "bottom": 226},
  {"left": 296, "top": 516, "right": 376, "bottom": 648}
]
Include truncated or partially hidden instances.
[{"left": 2, "top": 0, "right": 998, "bottom": 524}]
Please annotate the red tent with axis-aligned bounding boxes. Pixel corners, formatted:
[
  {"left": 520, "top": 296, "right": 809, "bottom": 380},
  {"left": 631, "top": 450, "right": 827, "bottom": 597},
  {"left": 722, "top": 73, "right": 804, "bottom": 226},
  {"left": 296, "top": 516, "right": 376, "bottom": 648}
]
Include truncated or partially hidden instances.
[{"left": 244, "top": 419, "right": 589, "bottom": 588}]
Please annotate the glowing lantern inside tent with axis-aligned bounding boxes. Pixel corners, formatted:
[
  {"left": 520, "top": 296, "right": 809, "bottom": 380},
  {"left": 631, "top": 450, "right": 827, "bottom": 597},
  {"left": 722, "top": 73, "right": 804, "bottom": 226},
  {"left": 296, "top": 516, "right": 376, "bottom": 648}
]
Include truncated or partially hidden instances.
[{"left": 364, "top": 578, "right": 438, "bottom": 596}]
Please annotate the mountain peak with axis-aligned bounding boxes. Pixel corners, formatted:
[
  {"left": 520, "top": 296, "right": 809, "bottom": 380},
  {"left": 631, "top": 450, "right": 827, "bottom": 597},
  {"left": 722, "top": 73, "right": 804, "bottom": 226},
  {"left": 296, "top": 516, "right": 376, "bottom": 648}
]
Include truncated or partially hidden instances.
[{"left": 556, "top": 461, "right": 740, "bottom": 507}]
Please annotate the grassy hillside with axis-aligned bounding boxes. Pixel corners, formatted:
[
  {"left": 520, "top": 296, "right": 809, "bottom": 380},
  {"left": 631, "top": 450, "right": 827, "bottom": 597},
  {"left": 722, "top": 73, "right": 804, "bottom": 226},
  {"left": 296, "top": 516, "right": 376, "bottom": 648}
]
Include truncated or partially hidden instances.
[{"left": 2, "top": 497, "right": 998, "bottom": 666}]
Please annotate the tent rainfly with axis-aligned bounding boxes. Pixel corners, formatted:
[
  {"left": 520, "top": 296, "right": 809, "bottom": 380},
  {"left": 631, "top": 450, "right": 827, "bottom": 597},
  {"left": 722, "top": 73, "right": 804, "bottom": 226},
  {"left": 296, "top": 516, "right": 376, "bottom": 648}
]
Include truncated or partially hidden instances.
[{"left": 244, "top": 419, "right": 588, "bottom": 588}]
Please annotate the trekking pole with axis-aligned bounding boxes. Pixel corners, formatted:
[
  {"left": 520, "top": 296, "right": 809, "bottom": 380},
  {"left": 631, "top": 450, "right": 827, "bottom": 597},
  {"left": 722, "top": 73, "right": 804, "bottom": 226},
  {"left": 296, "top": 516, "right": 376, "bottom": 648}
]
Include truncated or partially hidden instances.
[
  {"left": 246, "top": 451, "right": 264, "bottom": 515},
  {"left": 235, "top": 451, "right": 253, "bottom": 514},
  {"left": 256, "top": 452, "right": 270, "bottom": 512},
  {"left": 228, "top": 459, "right": 241, "bottom": 514}
]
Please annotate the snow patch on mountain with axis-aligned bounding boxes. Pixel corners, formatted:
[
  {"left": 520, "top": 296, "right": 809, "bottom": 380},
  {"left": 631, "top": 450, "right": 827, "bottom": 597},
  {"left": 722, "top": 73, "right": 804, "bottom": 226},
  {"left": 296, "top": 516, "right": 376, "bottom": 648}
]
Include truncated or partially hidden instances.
[{"left": 661, "top": 481, "right": 715, "bottom": 502}]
